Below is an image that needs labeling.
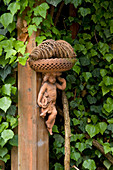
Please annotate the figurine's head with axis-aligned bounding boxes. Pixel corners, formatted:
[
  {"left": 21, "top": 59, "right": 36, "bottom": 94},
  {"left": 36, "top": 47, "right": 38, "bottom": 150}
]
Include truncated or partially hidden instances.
[
  {"left": 43, "top": 72, "right": 62, "bottom": 84},
  {"left": 48, "top": 75, "right": 56, "bottom": 84}
]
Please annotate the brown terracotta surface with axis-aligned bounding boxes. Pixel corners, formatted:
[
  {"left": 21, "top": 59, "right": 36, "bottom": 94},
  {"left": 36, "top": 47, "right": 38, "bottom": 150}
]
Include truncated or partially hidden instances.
[
  {"left": 29, "top": 58, "right": 76, "bottom": 72},
  {"left": 37, "top": 72, "right": 66, "bottom": 135}
]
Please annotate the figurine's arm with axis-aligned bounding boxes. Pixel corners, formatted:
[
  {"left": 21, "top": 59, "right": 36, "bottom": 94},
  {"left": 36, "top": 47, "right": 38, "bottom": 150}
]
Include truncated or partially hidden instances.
[
  {"left": 56, "top": 77, "right": 66, "bottom": 90},
  {"left": 37, "top": 83, "right": 47, "bottom": 107}
]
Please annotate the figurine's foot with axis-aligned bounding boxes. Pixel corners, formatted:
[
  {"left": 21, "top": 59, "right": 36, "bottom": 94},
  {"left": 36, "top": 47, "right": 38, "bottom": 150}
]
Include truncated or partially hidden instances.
[
  {"left": 47, "top": 128, "right": 53, "bottom": 135},
  {"left": 46, "top": 121, "right": 53, "bottom": 135},
  {"left": 40, "top": 112, "right": 46, "bottom": 118}
]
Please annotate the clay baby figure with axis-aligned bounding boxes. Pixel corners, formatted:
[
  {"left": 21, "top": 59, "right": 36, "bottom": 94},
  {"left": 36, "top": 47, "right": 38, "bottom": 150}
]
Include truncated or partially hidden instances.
[{"left": 37, "top": 72, "right": 66, "bottom": 135}]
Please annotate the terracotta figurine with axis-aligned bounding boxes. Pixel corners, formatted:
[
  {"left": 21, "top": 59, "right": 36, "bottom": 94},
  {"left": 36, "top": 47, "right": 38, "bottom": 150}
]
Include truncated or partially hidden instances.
[{"left": 37, "top": 72, "right": 66, "bottom": 135}]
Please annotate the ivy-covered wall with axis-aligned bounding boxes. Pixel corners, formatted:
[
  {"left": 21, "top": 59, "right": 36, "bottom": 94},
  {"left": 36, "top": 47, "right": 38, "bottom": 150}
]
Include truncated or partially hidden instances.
[{"left": 0, "top": 0, "right": 113, "bottom": 169}]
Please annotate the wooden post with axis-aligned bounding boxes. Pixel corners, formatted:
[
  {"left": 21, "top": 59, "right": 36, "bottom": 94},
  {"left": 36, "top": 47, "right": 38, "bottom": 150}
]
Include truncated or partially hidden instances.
[
  {"left": 11, "top": 147, "right": 18, "bottom": 170},
  {"left": 18, "top": 21, "right": 49, "bottom": 170}
]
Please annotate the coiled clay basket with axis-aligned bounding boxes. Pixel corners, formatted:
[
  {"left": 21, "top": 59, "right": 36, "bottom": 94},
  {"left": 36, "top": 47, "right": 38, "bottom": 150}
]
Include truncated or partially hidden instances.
[{"left": 28, "top": 39, "right": 77, "bottom": 72}]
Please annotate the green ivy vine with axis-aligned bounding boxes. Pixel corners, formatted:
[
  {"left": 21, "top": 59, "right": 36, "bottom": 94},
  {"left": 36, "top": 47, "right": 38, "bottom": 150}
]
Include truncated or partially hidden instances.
[{"left": 0, "top": 0, "right": 113, "bottom": 169}]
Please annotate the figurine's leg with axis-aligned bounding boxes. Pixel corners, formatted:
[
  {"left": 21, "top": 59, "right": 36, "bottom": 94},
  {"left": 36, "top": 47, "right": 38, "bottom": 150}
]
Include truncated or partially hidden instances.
[
  {"left": 46, "top": 106, "right": 57, "bottom": 135},
  {"left": 40, "top": 108, "right": 48, "bottom": 118}
]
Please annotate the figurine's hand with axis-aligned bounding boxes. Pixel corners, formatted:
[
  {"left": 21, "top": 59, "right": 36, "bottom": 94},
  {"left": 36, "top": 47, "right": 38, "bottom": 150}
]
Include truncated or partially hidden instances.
[
  {"left": 38, "top": 102, "right": 47, "bottom": 108},
  {"left": 57, "top": 77, "right": 62, "bottom": 81},
  {"left": 41, "top": 104, "right": 47, "bottom": 108},
  {"left": 38, "top": 102, "right": 43, "bottom": 107}
]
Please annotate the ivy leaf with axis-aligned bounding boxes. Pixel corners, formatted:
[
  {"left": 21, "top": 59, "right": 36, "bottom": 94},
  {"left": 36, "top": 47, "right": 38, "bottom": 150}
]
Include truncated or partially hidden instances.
[
  {"left": 52, "top": 27, "right": 60, "bottom": 35},
  {"left": 34, "top": 3, "right": 49, "bottom": 18},
  {"left": 0, "top": 116, "right": 2, "bottom": 123},
  {"left": 0, "top": 122, "right": 9, "bottom": 133},
  {"left": 91, "top": 115, "right": 98, "bottom": 124},
  {"left": 86, "top": 42, "right": 93, "bottom": 50},
  {"left": 5, "top": 49, "right": 17, "bottom": 59},
  {"left": 66, "top": 91, "right": 74, "bottom": 99},
  {"left": 82, "top": 72, "right": 92, "bottom": 82},
  {"left": 99, "top": 81, "right": 110, "bottom": 96},
  {"left": 28, "top": 25, "right": 37, "bottom": 37},
  {"left": 35, "top": 36, "right": 46, "bottom": 45},
  {"left": 0, "top": 66, "right": 11, "bottom": 81},
  {"left": 107, "top": 124, "right": 113, "bottom": 133},
  {"left": 8, "top": 2, "right": 20, "bottom": 15},
  {"left": 85, "top": 124, "right": 99, "bottom": 138},
  {"left": 5, "top": 76, "right": 16, "bottom": 85},
  {"left": 17, "top": 53, "right": 29, "bottom": 66},
  {"left": 78, "top": 7, "right": 91, "bottom": 17},
  {"left": 0, "top": 154, "right": 10, "bottom": 163},
  {"left": 52, "top": 125, "right": 59, "bottom": 133},
  {"left": 11, "top": 86, "right": 17, "bottom": 95},
  {"left": 90, "top": 105, "right": 102, "bottom": 113},
  {"left": 0, "top": 13, "right": 13, "bottom": 28},
  {"left": 103, "top": 97, "right": 113, "bottom": 113},
  {"left": 75, "top": 142, "right": 86, "bottom": 152},
  {"left": 73, "top": 65, "right": 81, "bottom": 75},
  {"left": 64, "top": 0, "right": 71, "bottom": 5},
  {"left": 87, "top": 95, "right": 97, "bottom": 104},
  {"left": 0, "top": 35, "right": 5, "bottom": 41},
  {"left": 0, "top": 138, "right": 6, "bottom": 147},
  {"left": 7, "top": 105, "right": 16, "bottom": 116},
  {"left": 100, "top": 69, "right": 108, "bottom": 77},
  {"left": 71, "top": 0, "right": 82, "bottom": 8},
  {"left": 0, "top": 56, "right": 9, "bottom": 67},
  {"left": 98, "top": 42, "right": 109, "bottom": 55},
  {"left": 53, "top": 134, "right": 64, "bottom": 144},
  {"left": 85, "top": 139, "right": 93, "bottom": 146},
  {"left": 103, "top": 76, "right": 113, "bottom": 86},
  {"left": 9, "top": 135, "right": 18, "bottom": 146},
  {"left": 103, "top": 143, "right": 111, "bottom": 154},
  {"left": 0, "top": 147, "right": 8, "bottom": 158},
  {"left": 107, "top": 118, "right": 113, "bottom": 124},
  {"left": 66, "top": 74, "right": 76, "bottom": 83},
  {"left": 95, "top": 150, "right": 102, "bottom": 158},
  {"left": 3, "top": 0, "right": 11, "bottom": 5},
  {"left": 1, "top": 84, "right": 12, "bottom": 96},
  {"left": 83, "top": 159, "right": 96, "bottom": 170},
  {"left": 71, "top": 148, "right": 81, "bottom": 161},
  {"left": 97, "top": 122, "right": 107, "bottom": 135},
  {"left": 6, "top": 115, "right": 17, "bottom": 128},
  {"left": 54, "top": 163, "right": 63, "bottom": 170},
  {"left": 103, "top": 160, "right": 112, "bottom": 170},
  {"left": 90, "top": 49, "right": 98, "bottom": 56},
  {"left": 103, "top": 54, "right": 113, "bottom": 62},
  {"left": 15, "top": 40, "right": 26, "bottom": 55},
  {"left": 0, "top": 97, "right": 11, "bottom": 112},
  {"left": 32, "top": 17, "right": 43, "bottom": 26},
  {"left": 72, "top": 118, "right": 80, "bottom": 126},
  {"left": 109, "top": 20, "right": 113, "bottom": 34},
  {"left": 1, "top": 129, "right": 14, "bottom": 142},
  {"left": 109, "top": 64, "right": 113, "bottom": 71},
  {"left": 80, "top": 57, "right": 90, "bottom": 66},
  {"left": 7, "top": 22, "right": 16, "bottom": 33},
  {"left": 46, "top": 0, "right": 62, "bottom": 7}
]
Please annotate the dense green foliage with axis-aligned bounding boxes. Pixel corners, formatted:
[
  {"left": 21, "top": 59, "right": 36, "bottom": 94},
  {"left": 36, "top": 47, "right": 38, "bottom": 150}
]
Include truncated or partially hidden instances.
[{"left": 0, "top": 0, "right": 113, "bottom": 169}]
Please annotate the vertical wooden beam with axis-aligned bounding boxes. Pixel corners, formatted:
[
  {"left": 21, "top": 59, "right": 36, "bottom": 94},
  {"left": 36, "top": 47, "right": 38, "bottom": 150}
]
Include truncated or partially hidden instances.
[
  {"left": 69, "top": 4, "right": 79, "bottom": 39},
  {"left": 18, "top": 27, "right": 49, "bottom": 170},
  {"left": 11, "top": 147, "right": 18, "bottom": 170},
  {"left": 37, "top": 73, "right": 49, "bottom": 170}
]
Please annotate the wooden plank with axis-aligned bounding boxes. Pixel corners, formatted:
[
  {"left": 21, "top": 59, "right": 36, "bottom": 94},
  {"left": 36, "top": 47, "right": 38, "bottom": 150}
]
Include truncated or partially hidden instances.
[
  {"left": 11, "top": 147, "right": 18, "bottom": 170},
  {"left": 11, "top": 127, "right": 18, "bottom": 170},
  {"left": 37, "top": 73, "right": 49, "bottom": 170},
  {"left": 69, "top": 4, "right": 79, "bottom": 39},
  {"left": 18, "top": 29, "right": 49, "bottom": 170},
  {"left": 0, "top": 161, "right": 5, "bottom": 170}
]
